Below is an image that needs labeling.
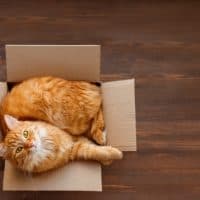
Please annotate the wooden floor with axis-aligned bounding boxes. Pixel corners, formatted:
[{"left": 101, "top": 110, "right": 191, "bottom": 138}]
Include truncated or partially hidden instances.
[{"left": 1, "top": 0, "right": 200, "bottom": 199}]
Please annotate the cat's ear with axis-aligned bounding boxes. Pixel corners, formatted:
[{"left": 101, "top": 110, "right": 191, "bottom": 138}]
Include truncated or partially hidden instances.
[
  {"left": 0, "top": 142, "right": 7, "bottom": 158},
  {"left": 4, "top": 115, "right": 21, "bottom": 130}
]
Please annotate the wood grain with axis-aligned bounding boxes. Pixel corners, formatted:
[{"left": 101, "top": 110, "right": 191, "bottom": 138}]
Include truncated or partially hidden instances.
[{"left": 1, "top": 0, "right": 200, "bottom": 199}]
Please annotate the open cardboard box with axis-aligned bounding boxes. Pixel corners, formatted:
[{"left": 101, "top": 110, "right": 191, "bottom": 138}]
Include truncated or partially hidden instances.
[{"left": 0, "top": 45, "right": 136, "bottom": 191}]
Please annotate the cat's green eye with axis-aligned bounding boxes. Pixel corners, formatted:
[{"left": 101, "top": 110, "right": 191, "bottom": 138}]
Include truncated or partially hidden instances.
[
  {"left": 23, "top": 130, "right": 29, "bottom": 138},
  {"left": 16, "top": 146, "right": 23, "bottom": 153}
]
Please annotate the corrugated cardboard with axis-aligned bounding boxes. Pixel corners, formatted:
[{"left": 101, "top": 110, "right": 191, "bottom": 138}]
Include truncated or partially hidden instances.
[
  {"left": 1, "top": 45, "right": 136, "bottom": 191},
  {"left": 102, "top": 79, "right": 136, "bottom": 151},
  {"left": 6, "top": 45, "right": 100, "bottom": 82},
  {"left": 0, "top": 82, "right": 7, "bottom": 141},
  {"left": 3, "top": 161, "right": 101, "bottom": 191}
]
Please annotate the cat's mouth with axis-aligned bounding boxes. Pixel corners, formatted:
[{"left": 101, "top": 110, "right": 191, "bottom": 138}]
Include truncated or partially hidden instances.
[{"left": 27, "top": 146, "right": 37, "bottom": 153}]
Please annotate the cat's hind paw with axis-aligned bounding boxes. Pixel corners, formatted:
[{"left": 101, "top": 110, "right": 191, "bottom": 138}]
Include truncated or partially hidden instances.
[{"left": 93, "top": 130, "right": 107, "bottom": 145}]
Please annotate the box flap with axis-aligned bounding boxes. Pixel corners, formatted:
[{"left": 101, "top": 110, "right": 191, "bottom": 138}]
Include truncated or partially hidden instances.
[
  {"left": 0, "top": 82, "right": 7, "bottom": 140},
  {"left": 6, "top": 45, "right": 100, "bottom": 82},
  {"left": 102, "top": 79, "right": 137, "bottom": 151},
  {"left": 3, "top": 161, "right": 102, "bottom": 191}
]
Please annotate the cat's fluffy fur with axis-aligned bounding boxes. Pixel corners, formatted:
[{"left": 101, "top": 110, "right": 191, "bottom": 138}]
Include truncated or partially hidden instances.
[
  {"left": 0, "top": 115, "right": 122, "bottom": 173},
  {"left": 0, "top": 77, "right": 123, "bottom": 173},
  {"left": 0, "top": 77, "right": 105, "bottom": 145}
]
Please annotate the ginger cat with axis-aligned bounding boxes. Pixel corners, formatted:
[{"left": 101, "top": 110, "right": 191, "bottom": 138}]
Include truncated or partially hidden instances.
[
  {"left": 0, "top": 115, "right": 122, "bottom": 173},
  {"left": 0, "top": 77, "right": 105, "bottom": 145}
]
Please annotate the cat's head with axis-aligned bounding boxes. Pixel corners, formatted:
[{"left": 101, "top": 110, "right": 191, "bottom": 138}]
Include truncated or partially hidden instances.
[{"left": 0, "top": 115, "right": 55, "bottom": 172}]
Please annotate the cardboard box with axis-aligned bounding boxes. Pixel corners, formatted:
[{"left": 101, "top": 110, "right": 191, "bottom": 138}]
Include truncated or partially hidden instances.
[{"left": 0, "top": 45, "right": 136, "bottom": 191}]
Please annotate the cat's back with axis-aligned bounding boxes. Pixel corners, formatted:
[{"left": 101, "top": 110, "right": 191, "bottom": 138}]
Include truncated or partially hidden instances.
[
  {"left": 1, "top": 77, "right": 102, "bottom": 132},
  {"left": 1, "top": 77, "right": 55, "bottom": 116}
]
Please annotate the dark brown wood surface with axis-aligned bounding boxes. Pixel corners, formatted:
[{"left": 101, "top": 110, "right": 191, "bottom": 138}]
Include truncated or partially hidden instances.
[{"left": 1, "top": 0, "right": 200, "bottom": 199}]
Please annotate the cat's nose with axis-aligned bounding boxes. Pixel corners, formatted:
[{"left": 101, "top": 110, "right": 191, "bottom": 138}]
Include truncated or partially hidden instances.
[{"left": 24, "top": 142, "right": 34, "bottom": 149}]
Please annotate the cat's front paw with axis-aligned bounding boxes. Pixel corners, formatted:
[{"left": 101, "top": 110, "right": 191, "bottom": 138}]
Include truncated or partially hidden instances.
[
  {"left": 108, "top": 147, "right": 123, "bottom": 160},
  {"left": 100, "top": 160, "right": 113, "bottom": 165},
  {"left": 100, "top": 147, "right": 123, "bottom": 165}
]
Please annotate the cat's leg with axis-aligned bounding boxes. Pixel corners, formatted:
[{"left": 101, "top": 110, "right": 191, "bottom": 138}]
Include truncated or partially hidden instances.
[
  {"left": 70, "top": 137, "right": 123, "bottom": 165},
  {"left": 89, "top": 108, "right": 106, "bottom": 145}
]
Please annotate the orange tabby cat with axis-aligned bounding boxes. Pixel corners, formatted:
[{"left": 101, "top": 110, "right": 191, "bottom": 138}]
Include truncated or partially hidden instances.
[
  {"left": 0, "top": 115, "right": 122, "bottom": 173},
  {"left": 0, "top": 77, "right": 105, "bottom": 145}
]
